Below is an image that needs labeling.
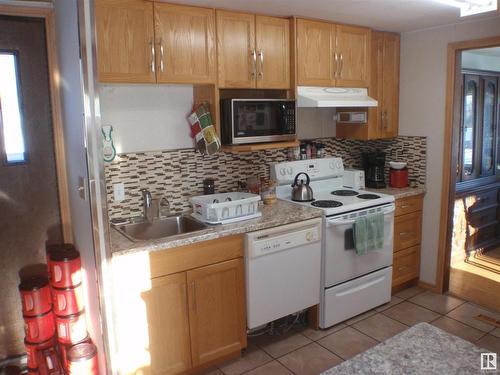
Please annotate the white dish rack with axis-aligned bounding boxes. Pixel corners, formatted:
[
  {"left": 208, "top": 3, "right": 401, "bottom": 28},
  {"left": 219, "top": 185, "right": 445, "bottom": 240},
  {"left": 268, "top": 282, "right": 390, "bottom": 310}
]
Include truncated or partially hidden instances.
[{"left": 190, "top": 192, "right": 262, "bottom": 225}]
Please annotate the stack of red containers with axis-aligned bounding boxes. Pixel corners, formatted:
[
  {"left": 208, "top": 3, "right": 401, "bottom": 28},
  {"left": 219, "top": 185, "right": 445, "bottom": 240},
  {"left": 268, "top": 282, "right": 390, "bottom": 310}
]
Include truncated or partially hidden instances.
[{"left": 47, "top": 244, "right": 92, "bottom": 373}]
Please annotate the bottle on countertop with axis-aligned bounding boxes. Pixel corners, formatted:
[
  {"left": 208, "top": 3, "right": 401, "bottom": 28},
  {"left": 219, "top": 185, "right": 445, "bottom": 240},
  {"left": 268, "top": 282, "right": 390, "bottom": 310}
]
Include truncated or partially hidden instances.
[
  {"left": 203, "top": 178, "right": 215, "bottom": 195},
  {"left": 300, "top": 143, "right": 307, "bottom": 160},
  {"left": 305, "top": 143, "right": 312, "bottom": 159}
]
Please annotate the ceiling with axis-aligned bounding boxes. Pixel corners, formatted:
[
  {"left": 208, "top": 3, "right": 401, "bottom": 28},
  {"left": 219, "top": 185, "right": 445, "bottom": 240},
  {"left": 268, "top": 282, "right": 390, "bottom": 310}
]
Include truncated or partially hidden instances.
[{"left": 169, "top": 0, "right": 500, "bottom": 32}]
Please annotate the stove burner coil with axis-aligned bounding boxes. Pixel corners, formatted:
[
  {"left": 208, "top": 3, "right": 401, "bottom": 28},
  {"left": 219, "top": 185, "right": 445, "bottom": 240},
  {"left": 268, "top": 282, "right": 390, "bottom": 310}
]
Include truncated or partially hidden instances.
[{"left": 311, "top": 200, "right": 343, "bottom": 208}]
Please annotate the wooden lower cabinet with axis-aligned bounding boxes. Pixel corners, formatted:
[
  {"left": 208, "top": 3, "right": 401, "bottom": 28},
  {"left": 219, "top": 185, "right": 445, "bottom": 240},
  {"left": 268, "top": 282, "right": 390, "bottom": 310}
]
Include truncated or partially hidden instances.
[
  {"left": 392, "top": 195, "right": 424, "bottom": 290},
  {"left": 187, "top": 259, "right": 247, "bottom": 367}
]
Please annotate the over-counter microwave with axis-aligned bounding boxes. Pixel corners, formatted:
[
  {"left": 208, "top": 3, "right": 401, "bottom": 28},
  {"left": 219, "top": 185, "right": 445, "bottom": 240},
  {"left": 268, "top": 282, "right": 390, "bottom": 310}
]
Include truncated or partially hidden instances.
[{"left": 220, "top": 99, "right": 296, "bottom": 145}]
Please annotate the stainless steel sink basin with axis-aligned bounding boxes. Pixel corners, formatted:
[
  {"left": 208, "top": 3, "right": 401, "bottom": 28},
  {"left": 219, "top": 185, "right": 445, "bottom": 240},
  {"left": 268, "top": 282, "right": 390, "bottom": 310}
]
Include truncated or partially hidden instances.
[{"left": 114, "top": 216, "right": 208, "bottom": 241}]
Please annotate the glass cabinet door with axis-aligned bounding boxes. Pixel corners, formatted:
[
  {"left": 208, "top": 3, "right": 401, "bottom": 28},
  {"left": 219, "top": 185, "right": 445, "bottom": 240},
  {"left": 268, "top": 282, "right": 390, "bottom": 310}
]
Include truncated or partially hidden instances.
[
  {"left": 481, "top": 77, "right": 497, "bottom": 177},
  {"left": 461, "top": 75, "right": 479, "bottom": 181}
]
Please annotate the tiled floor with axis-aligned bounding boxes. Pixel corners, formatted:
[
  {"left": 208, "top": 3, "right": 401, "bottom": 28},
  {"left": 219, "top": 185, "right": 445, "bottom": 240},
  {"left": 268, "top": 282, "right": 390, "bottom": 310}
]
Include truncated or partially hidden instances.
[{"left": 207, "top": 286, "right": 500, "bottom": 375}]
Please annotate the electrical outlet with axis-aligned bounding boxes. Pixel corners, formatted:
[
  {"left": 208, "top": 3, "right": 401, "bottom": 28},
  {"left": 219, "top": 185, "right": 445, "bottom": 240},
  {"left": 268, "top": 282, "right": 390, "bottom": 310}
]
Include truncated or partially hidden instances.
[{"left": 113, "top": 183, "right": 125, "bottom": 202}]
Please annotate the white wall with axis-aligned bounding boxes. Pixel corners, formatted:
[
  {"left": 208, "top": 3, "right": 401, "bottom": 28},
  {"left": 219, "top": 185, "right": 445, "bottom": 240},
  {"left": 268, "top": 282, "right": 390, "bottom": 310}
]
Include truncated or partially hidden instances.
[
  {"left": 462, "top": 51, "right": 500, "bottom": 71},
  {"left": 399, "top": 16, "right": 500, "bottom": 285},
  {"left": 99, "top": 84, "right": 195, "bottom": 153}
]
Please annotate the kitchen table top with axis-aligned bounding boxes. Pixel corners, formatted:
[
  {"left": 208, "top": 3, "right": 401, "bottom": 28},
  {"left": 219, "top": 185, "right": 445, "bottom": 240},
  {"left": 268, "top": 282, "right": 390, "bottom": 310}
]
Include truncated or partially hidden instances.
[
  {"left": 366, "top": 186, "right": 426, "bottom": 200},
  {"left": 110, "top": 199, "right": 323, "bottom": 256}
]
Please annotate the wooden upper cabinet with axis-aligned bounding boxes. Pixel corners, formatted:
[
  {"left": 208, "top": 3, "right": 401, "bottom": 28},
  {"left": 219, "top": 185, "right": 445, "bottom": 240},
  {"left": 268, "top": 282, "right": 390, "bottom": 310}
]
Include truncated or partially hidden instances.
[
  {"left": 143, "top": 272, "right": 192, "bottom": 375},
  {"left": 296, "top": 19, "right": 335, "bottom": 86},
  {"left": 335, "top": 25, "right": 371, "bottom": 87},
  {"left": 255, "top": 16, "right": 290, "bottom": 89},
  {"left": 380, "top": 32, "right": 400, "bottom": 138},
  {"left": 95, "top": 0, "right": 156, "bottom": 83},
  {"left": 216, "top": 11, "right": 256, "bottom": 88},
  {"left": 154, "top": 3, "right": 216, "bottom": 84},
  {"left": 187, "top": 258, "right": 246, "bottom": 367}
]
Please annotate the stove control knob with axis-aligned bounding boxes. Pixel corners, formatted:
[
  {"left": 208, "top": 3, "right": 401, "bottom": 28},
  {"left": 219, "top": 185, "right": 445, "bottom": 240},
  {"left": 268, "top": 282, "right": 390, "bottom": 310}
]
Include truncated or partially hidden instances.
[
  {"left": 329, "top": 161, "right": 336, "bottom": 170},
  {"left": 336, "top": 160, "right": 342, "bottom": 169},
  {"left": 279, "top": 167, "right": 286, "bottom": 176},
  {"left": 287, "top": 167, "right": 293, "bottom": 175}
]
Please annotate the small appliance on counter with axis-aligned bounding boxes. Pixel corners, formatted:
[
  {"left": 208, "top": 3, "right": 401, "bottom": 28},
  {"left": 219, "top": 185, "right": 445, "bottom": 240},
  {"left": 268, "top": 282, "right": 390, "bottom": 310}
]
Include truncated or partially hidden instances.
[
  {"left": 389, "top": 161, "right": 409, "bottom": 188},
  {"left": 190, "top": 192, "right": 262, "bottom": 224},
  {"left": 362, "top": 151, "right": 386, "bottom": 188},
  {"left": 343, "top": 169, "right": 365, "bottom": 190}
]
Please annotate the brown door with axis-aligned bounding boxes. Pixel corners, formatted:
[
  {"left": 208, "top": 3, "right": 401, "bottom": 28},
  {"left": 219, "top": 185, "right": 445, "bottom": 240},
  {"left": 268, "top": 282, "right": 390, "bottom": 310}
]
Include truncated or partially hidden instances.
[{"left": 0, "top": 16, "right": 63, "bottom": 358}]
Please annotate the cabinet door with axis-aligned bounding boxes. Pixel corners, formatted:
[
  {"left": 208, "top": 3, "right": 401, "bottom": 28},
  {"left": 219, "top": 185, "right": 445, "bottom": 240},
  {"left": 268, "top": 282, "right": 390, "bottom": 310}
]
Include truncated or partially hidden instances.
[
  {"left": 217, "top": 11, "right": 256, "bottom": 88},
  {"left": 255, "top": 16, "right": 290, "bottom": 89},
  {"left": 143, "top": 273, "right": 192, "bottom": 375},
  {"left": 154, "top": 3, "right": 216, "bottom": 84},
  {"left": 367, "top": 31, "right": 384, "bottom": 140},
  {"left": 380, "top": 33, "right": 400, "bottom": 138},
  {"left": 95, "top": 0, "right": 156, "bottom": 83},
  {"left": 187, "top": 259, "right": 246, "bottom": 367},
  {"left": 335, "top": 25, "right": 370, "bottom": 87},
  {"left": 461, "top": 75, "right": 481, "bottom": 181},
  {"left": 296, "top": 19, "right": 335, "bottom": 86},
  {"left": 480, "top": 77, "right": 497, "bottom": 177}
]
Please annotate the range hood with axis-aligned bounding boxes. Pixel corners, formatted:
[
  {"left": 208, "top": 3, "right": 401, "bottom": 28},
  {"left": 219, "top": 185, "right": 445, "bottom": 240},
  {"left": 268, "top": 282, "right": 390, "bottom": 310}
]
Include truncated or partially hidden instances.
[{"left": 297, "top": 86, "right": 378, "bottom": 108}]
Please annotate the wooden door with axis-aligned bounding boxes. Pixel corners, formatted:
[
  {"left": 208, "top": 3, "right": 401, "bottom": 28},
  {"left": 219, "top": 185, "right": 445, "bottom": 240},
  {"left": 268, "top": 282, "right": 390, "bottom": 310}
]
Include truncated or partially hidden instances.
[
  {"left": 255, "top": 16, "right": 290, "bottom": 89},
  {"left": 296, "top": 19, "right": 335, "bottom": 86},
  {"left": 216, "top": 11, "right": 256, "bottom": 88},
  {"left": 187, "top": 259, "right": 246, "bottom": 367},
  {"left": 95, "top": 0, "right": 156, "bottom": 83},
  {"left": 380, "top": 33, "right": 400, "bottom": 138},
  {"left": 335, "top": 25, "right": 370, "bottom": 87},
  {"left": 154, "top": 3, "right": 216, "bottom": 84},
  {"left": 143, "top": 273, "right": 192, "bottom": 375}
]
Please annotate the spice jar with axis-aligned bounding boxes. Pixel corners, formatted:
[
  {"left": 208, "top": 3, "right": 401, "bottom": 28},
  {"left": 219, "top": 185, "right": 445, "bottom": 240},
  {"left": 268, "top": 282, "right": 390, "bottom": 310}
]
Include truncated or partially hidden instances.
[{"left": 260, "top": 178, "right": 277, "bottom": 205}]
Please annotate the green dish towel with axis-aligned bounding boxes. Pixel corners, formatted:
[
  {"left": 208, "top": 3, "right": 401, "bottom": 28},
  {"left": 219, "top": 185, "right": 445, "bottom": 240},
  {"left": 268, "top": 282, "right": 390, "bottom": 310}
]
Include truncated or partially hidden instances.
[{"left": 353, "top": 213, "right": 385, "bottom": 255}]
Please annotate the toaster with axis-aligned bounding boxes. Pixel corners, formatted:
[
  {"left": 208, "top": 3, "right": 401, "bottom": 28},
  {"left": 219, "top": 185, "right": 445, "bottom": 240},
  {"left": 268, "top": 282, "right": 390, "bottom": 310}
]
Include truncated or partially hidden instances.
[{"left": 343, "top": 169, "right": 365, "bottom": 190}]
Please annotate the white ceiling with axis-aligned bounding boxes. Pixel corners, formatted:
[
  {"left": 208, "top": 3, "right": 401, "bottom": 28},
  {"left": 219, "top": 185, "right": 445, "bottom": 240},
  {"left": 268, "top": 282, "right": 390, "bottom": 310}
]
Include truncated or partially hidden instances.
[{"left": 169, "top": 0, "right": 500, "bottom": 32}]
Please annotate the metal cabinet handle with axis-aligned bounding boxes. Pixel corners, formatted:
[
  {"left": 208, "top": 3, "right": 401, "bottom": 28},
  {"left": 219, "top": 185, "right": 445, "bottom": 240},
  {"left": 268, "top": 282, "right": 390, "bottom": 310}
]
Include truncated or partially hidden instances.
[
  {"left": 150, "top": 39, "right": 155, "bottom": 73},
  {"left": 250, "top": 49, "right": 257, "bottom": 79},
  {"left": 399, "top": 231, "right": 414, "bottom": 236},
  {"left": 159, "top": 38, "right": 164, "bottom": 73},
  {"left": 258, "top": 49, "right": 264, "bottom": 79},
  {"left": 334, "top": 52, "right": 339, "bottom": 78},
  {"left": 339, "top": 52, "right": 344, "bottom": 78}
]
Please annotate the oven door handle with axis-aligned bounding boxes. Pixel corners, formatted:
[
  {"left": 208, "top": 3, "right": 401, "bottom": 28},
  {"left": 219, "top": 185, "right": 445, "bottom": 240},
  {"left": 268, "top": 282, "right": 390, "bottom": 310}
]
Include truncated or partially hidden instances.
[{"left": 326, "top": 206, "right": 395, "bottom": 227}]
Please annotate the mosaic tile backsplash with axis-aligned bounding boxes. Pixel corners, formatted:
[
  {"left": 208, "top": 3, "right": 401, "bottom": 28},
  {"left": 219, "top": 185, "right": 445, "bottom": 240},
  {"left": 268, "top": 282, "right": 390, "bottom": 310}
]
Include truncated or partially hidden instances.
[{"left": 105, "top": 136, "right": 426, "bottom": 219}]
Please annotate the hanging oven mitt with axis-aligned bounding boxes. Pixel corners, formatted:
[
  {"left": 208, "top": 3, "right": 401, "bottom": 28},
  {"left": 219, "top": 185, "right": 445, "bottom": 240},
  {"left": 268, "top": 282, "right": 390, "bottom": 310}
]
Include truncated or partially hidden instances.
[
  {"left": 102, "top": 125, "right": 116, "bottom": 162},
  {"left": 188, "top": 103, "right": 221, "bottom": 156}
]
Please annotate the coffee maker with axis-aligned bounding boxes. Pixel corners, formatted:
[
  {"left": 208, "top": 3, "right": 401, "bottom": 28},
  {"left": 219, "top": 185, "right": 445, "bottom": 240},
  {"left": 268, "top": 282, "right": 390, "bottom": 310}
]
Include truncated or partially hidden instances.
[{"left": 362, "top": 151, "right": 386, "bottom": 188}]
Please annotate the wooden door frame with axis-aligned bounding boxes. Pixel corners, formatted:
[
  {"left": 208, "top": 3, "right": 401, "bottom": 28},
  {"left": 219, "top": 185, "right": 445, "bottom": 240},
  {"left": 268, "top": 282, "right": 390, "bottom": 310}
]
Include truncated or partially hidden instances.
[
  {"left": 0, "top": 4, "right": 72, "bottom": 242},
  {"left": 436, "top": 35, "right": 500, "bottom": 293}
]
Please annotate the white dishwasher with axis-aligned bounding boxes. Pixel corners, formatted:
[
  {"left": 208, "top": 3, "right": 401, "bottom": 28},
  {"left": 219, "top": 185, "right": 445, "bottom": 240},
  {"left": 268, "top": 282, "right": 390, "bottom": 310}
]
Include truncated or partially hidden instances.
[{"left": 245, "top": 218, "right": 322, "bottom": 329}]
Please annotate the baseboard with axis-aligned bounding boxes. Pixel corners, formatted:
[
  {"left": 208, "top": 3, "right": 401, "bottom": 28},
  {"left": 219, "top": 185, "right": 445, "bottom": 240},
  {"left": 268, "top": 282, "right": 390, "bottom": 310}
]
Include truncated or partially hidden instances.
[{"left": 417, "top": 280, "right": 440, "bottom": 293}]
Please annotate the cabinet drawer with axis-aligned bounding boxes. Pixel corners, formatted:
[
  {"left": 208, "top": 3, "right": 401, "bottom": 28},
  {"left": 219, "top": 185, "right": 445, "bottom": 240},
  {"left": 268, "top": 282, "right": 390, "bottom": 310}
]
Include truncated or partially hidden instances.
[
  {"left": 468, "top": 207, "right": 498, "bottom": 228},
  {"left": 394, "top": 211, "right": 422, "bottom": 252},
  {"left": 467, "top": 223, "right": 500, "bottom": 251},
  {"left": 395, "top": 195, "right": 423, "bottom": 216},
  {"left": 464, "top": 189, "right": 498, "bottom": 213},
  {"left": 392, "top": 246, "right": 420, "bottom": 286}
]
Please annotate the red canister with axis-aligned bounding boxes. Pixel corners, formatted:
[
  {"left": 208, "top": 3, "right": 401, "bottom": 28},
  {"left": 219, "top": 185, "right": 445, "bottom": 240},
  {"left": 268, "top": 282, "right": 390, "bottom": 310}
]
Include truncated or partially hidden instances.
[
  {"left": 25, "top": 336, "right": 56, "bottom": 369},
  {"left": 19, "top": 276, "right": 52, "bottom": 317},
  {"left": 51, "top": 283, "right": 84, "bottom": 316},
  {"left": 27, "top": 368, "right": 38, "bottom": 375},
  {"left": 59, "top": 336, "right": 91, "bottom": 371},
  {"left": 24, "top": 310, "right": 56, "bottom": 343},
  {"left": 49, "top": 245, "right": 81, "bottom": 289},
  {"left": 55, "top": 310, "right": 87, "bottom": 345},
  {"left": 389, "top": 168, "right": 409, "bottom": 188},
  {"left": 67, "top": 343, "right": 99, "bottom": 375},
  {"left": 37, "top": 347, "right": 64, "bottom": 375}
]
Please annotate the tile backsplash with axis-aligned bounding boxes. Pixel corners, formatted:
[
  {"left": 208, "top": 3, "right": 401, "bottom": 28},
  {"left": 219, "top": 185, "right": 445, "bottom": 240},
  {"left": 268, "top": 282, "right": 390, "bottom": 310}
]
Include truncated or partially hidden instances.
[{"left": 105, "top": 136, "right": 426, "bottom": 220}]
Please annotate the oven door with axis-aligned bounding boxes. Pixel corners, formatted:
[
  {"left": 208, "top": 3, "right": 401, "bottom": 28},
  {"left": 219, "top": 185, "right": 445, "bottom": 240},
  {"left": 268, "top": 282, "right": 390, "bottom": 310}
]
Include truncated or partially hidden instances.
[
  {"left": 324, "top": 203, "right": 394, "bottom": 287},
  {"left": 231, "top": 99, "right": 295, "bottom": 144}
]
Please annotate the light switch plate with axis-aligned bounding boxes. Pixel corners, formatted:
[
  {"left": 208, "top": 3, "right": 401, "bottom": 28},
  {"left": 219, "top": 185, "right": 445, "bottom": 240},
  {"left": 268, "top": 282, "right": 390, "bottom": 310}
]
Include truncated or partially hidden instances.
[{"left": 114, "top": 183, "right": 125, "bottom": 202}]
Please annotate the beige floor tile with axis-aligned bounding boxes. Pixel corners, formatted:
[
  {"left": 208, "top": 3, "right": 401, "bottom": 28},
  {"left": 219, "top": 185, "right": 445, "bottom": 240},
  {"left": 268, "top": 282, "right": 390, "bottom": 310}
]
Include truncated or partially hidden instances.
[
  {"left": 344, "top": 309, "right": 377, "bottom": 325},
  {"left": 446, "top": 302, "right": 499, "bottom": 333},
  {"left": 278, "top": 343, "right": 343, "bottom": 375},
  {"left": 254, "top": 331, "right": 312, "bottom": 359},
  {"left": 409, "top": 291, "right": 465, "bottom": 314},
  {"left": 431, "top": 316, "right": 485, "bottom": 343},
  {"left": 382, "top": 301, "right": 441, "bottom": 326},
  {"left": 393, "top": 286, "right": 425, "bottom": 300},
  {"left": 352, "top": 313, "right": 408, "bottom": 341},
  {"left": 317, "top": 326, "right": 378, "bottom": 360},
  {"left": 477, "top": 334, "right": 500, "bottom": 353},
  {"left": 375, "top": 296, "right": 404, "bottom": 312},
  {"left": 244, "top": 361, "right": 293, "bottom": 375},
  {"left": 298, "top": 323, "right": 347, "bottom": 341},
  {"left": 203, "top": 369, "right": 225, "bottom": 375},
  {"left": 219, "top": 344, "right": 272, "bottom": 375},
  {"left": 490, "top": 328, "right": 500, "bottom": 338}
]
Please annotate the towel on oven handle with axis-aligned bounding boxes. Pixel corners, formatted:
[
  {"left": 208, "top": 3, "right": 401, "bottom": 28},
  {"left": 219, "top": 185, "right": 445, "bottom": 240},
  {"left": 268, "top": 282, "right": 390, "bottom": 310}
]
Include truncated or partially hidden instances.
[{"left": 353, "top": 213, "right": 384, "bottom": 255}]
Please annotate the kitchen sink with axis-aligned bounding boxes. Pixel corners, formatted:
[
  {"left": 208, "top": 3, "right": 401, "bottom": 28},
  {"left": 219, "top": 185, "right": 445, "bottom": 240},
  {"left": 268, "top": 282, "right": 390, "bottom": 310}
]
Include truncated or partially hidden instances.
[{"left": 114, "top": 216, "right": 208, "bottom": 241}]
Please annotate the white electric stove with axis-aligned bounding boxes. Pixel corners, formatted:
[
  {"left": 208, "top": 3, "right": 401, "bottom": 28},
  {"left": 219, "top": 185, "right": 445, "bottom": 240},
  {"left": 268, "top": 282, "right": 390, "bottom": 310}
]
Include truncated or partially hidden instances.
[{"left": 271, "top": 158, "right": 395, "bottom": 328}]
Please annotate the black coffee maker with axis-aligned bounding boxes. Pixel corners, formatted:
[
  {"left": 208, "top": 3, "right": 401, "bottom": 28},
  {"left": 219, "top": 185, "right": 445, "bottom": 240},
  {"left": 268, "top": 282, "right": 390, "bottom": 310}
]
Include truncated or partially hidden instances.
[{"left": 362, "top": 151, "right": 386, "bottom": 188}]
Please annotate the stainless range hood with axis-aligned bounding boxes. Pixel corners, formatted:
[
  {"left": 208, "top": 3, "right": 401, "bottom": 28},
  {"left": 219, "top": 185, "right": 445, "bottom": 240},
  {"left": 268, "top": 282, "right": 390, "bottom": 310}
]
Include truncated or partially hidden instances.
[{"left": 297, "top": 86, "right": 378, "bottom": 108}]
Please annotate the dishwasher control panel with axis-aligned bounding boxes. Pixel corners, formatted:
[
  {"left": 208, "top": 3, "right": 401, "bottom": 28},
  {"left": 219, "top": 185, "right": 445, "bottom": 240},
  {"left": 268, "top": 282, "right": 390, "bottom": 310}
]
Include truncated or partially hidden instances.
[{"left": 249, "top": 225, "right": 320, "bottom": 258}]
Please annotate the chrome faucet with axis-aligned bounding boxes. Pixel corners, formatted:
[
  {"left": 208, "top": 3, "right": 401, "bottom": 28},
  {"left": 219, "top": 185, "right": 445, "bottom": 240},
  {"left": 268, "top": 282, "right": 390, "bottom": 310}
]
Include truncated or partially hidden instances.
[{"left": 140, "top": 189, "right": 154, "bottom": 222}]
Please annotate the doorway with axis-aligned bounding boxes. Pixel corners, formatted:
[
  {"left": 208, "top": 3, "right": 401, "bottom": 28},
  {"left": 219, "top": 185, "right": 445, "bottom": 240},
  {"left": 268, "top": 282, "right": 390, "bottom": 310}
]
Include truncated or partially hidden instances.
[
  {"left": 0, "top": 14, "right": 68, "bottom": 360},
  {"left": 438, "top": 37, "right": 500, "bottom": 313}
]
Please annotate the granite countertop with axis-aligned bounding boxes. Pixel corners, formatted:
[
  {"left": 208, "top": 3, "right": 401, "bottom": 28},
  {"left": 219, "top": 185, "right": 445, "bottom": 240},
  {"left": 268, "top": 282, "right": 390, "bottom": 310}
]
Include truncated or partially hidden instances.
[
  {"left": 110, "top": 199, "right": 323, "bottom": 256},
  {"left": 366, "top": 186, "right": 426, "bottom": 200}
]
